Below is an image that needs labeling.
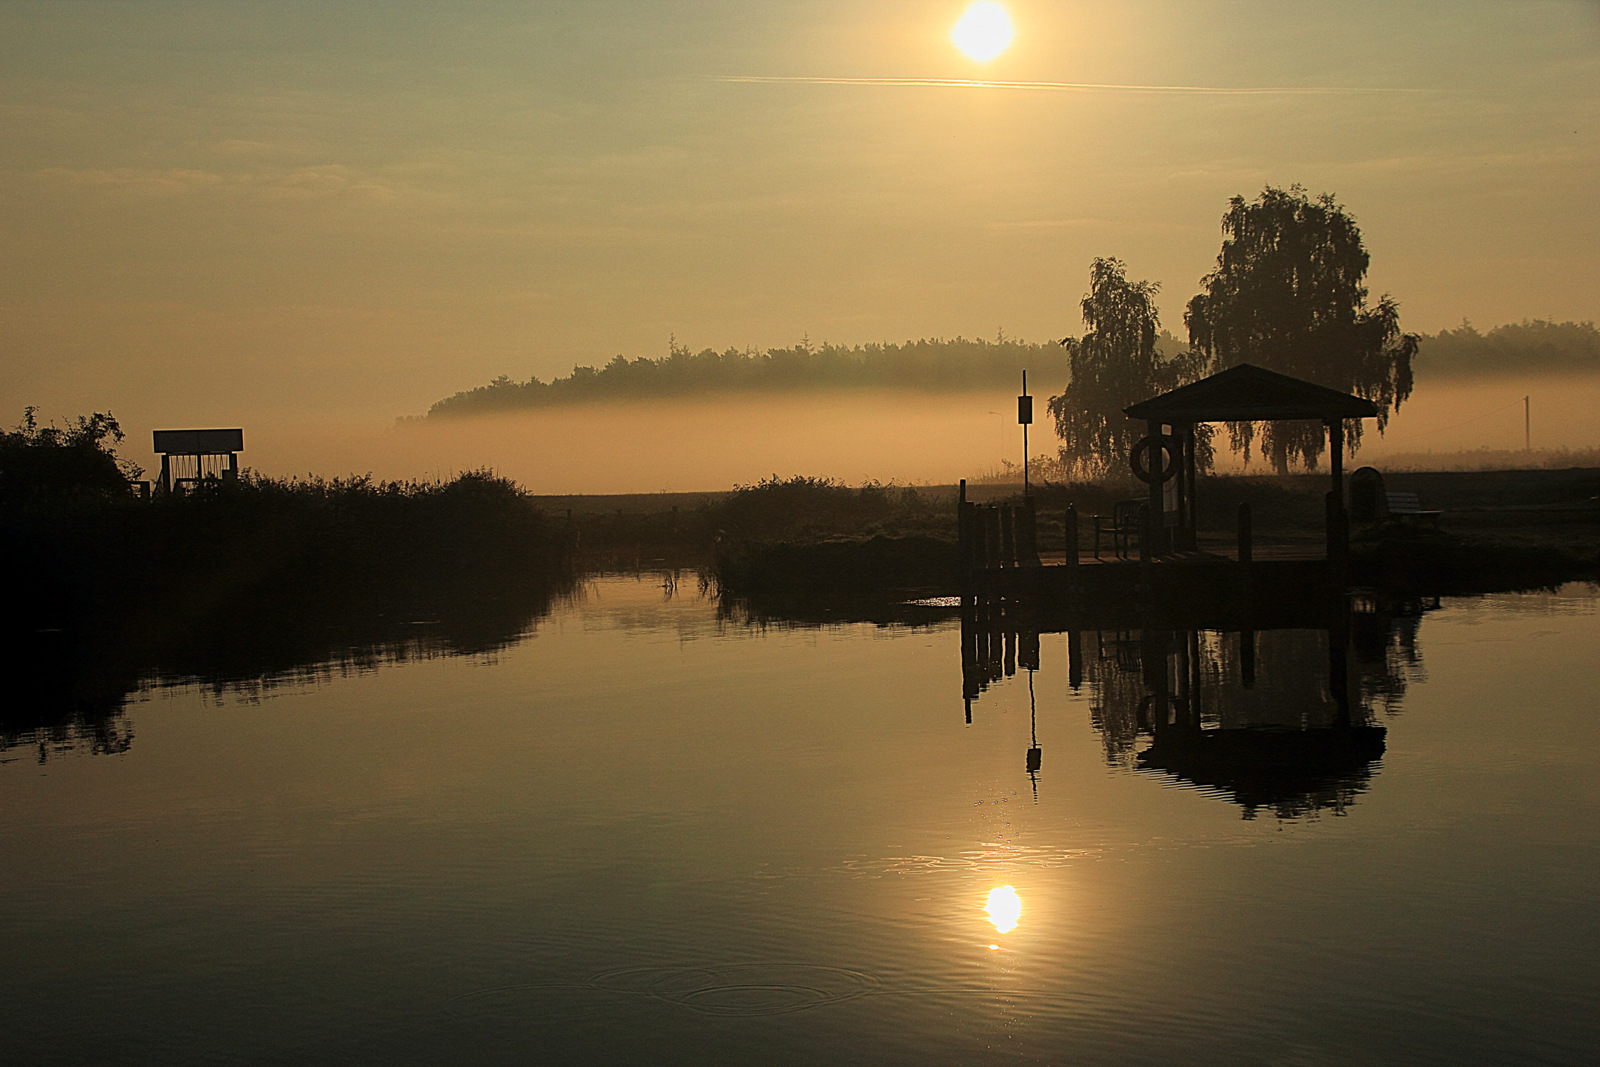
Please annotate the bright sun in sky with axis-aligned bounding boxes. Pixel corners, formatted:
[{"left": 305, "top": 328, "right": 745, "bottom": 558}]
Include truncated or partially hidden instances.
[{"left": 952, "top": 1, "right": 1015, "bottom": 62}]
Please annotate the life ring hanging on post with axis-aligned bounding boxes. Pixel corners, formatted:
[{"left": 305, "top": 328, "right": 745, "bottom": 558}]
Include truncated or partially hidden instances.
[{"left": 1130, "top": 434, "right": 1179, "bottom": 484}]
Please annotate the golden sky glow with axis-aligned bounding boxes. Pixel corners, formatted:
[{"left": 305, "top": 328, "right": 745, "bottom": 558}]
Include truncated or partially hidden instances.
[{"left": 1, "top": 0, "right": 1596, "bottom": 442}]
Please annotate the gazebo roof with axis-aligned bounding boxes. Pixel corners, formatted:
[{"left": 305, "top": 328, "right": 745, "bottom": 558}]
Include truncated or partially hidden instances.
[{"left": 1124, "top": 364, "right": 1379, "bottom": 423}]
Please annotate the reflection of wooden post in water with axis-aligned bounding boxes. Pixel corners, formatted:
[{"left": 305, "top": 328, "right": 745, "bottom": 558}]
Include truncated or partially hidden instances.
[
  {"left": 1067, "top": 629, "right": 1083, "bottom": 691},
  {"left": 1329, "top": 600, "right": 1352, "bottom": 728},
  {"left": 1004, "top": 630, "right": 1016, "bottom": 677},
  {"left": 1240, "top": 629, "right": 1256, "bottom": 688},
  {"left": 1142, "top": 629, "right": 1171, "bottom": 731},
  {"left": 1026, "top": 669, "right": 1042, "bottom": 798},
  {"left": 1019, "top": 631, "right": 1040, "bottom": 672}
]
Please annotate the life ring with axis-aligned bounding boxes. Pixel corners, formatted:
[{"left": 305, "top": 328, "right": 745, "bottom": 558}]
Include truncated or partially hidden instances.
[{"left": 1130, "top": 435, "right": 1179, "bottom": 484}]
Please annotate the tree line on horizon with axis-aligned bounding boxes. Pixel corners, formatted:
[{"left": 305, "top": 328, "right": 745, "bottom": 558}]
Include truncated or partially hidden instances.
[{"left": 424, "top": 319, "right": 1597, "bottom": 420}]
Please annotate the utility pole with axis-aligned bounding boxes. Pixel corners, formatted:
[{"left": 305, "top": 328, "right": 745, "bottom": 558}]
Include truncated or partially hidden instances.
[{"left": 1018, "top": 370, "right": 1032, "bottom": 499}]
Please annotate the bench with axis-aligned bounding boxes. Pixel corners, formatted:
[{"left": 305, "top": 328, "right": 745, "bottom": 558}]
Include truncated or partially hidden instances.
[
  {"left": 1093, "top": 500, "right": 1143, "bottom": 559},
  {"left": 1383, "top": 491, "right": 1441, "bottom": 525}
]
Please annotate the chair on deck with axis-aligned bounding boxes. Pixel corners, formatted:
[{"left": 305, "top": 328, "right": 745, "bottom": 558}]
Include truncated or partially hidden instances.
[{"left": 1093, "top": 500, "right": 1143, "bottom": 559}]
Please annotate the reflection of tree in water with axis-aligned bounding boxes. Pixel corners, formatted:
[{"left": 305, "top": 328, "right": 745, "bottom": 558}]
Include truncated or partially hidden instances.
[
  {"left": 1077, "top": 597, "right": 1434, "bottom": 820},
  {"left": 1351, "top": 593, "right": 1432, "bottom": 717}
]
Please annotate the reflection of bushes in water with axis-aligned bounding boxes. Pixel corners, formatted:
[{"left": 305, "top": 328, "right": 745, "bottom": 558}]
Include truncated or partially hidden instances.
[
  {"left": 2, "top": 630, "right": 135, "bottom": 763},
  {"left": 1, "top": 470, "right": 576, "bottom": 758}
]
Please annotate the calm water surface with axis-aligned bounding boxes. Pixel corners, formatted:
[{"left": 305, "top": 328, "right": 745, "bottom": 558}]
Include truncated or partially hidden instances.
[{"left": 3, "top": 579, "right": 1598, "bottom": 1065}]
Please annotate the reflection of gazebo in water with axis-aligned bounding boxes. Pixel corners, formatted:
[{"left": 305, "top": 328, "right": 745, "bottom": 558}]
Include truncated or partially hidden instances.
[
  {"left": 1126, "top": 625, "right": 1387, "bottom": 820},
  {"left": 957, "top": 575, "right": 1436, "bottom": 818},
  {"left": 1123, "top": 363, "right": 1380, "bottom": 560}
]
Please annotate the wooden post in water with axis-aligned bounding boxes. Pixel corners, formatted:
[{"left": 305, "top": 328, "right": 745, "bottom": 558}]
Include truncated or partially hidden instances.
[
  {"left": 957, "top": 480, "right": 970, "bottom": 582},
  {"left": 1000, "top": 506, "right": 1016, "bottom": 568},
  {"left": 1064, "top": 504, "right": 1079, "bottom": 568},
  {"left": 1325, "top": 490, "right": 1347, "bottom": 586},
  {"left": 1237, "top": 502, "right": 1253, "bottom": 566},
  {"left": 1146, "top": 418, "right": 1164, "bottom": 556},
  {"left": 983, "top": 506, "right": 1001, "bottom": 571},
  {"left": 1240, "top": 629, "right": 1256, "bottom": 688},
  {"left": 1018, "top": 496, "right": 1038, "bottom": 566}
]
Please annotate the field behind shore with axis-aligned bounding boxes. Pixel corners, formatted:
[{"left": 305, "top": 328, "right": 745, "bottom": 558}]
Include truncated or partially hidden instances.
[{"left": 109, "top": 373, "right": 1600, "bottom": 497}]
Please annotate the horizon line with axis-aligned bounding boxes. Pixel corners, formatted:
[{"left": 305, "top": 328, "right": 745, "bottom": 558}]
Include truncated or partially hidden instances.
[{"left": 715, "top": 75, "right": 1429, "bottom": 95}]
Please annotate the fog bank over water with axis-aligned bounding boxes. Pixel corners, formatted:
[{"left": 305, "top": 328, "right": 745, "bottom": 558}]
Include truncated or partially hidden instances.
[{"left": 123, "top": 375, "right": 1600, "bottom": 496}]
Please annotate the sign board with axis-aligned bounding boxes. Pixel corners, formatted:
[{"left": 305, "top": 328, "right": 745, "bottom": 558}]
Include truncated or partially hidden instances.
[
  {"left": 1017, "top": 395, "right": 1032, "bottom": 425},
  {"left": 152, "top": 429, "right": 244, "bottom": 455}
]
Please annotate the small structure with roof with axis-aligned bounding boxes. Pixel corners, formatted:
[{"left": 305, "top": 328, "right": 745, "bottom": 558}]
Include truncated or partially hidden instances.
[
  {"left": 1122, "top": 363, "right": 1379, "bottom": 563},
  {"left": 152, "top": 428, "right": 244, "bottom": 496}
]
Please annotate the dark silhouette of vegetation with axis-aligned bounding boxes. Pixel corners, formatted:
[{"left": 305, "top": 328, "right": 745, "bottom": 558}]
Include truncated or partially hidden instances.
[
  {"left": 0, "top": 408, "right": 143, "bottom": 503},
  {"left": 705, "top": 477, "right": 958, "bottom": 613},
  {"left": 1185, "top": 185, "right": 1419, "bottom": 473},
  {"left": 425, "top": 335, "right": 1068, "bottom": 417},
  {"left": 1047, "top": 258, "right": 1209, "bottom": 478},
  {"left": 1414, "top": 319, "right": 1600, "bottom": 378},
  {"left": 2, "top": 465, "right": 577, "bottom": 755}
]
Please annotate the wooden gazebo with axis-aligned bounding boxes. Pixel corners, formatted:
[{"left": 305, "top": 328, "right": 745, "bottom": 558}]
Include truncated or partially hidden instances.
[{"left": 1123, "top": 364, "right": 1379, "bottom": 559}]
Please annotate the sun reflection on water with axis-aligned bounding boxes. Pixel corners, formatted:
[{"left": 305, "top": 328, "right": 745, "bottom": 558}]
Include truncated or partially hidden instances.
[{"left": 985, "top": 885, "right": 1021, "bottom": 934}]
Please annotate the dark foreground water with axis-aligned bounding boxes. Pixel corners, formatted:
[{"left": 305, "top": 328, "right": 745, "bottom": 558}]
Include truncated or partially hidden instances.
[{"left": 3, "top": 579, "right": 1598, "bottom": 1065}]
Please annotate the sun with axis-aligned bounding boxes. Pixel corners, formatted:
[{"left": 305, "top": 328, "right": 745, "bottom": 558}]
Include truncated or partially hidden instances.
[{"left": 952, "top": 1, "right": 1015, "bottom": 63}]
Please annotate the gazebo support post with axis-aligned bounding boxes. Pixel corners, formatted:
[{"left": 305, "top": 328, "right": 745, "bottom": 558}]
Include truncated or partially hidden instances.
[
  {"left": 1327, "top": 418, "right": 1347, "bottom": 575},
  {"left": 1147, "top": 418, "right": 1164, "bottom": 556},
  {"left": 1181, "top": 421, "right": 1197, "bottom": 551}
]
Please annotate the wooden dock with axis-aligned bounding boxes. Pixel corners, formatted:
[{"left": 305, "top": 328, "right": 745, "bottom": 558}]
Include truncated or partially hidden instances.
[{"left": 957, "top": 487, "right": 1348, "bottom": 633}]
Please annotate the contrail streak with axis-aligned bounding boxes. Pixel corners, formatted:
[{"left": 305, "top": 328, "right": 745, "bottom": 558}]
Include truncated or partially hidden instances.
[{"left": 716, "top": 75, "right": 1424, "bottom": 95}]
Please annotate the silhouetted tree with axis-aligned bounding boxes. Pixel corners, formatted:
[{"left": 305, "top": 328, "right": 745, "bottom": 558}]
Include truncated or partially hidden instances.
[
  {"left": 1185, "top": 186, "right": 1418, "bottom": 473},
  {"left": 0, "top": 408, "right": 141, "bottom": 502},
  {"left": 1048, "top": 258, "right": 1207, "bottom": 478}
]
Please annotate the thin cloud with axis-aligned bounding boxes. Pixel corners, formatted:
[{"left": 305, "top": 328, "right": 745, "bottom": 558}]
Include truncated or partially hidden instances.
[{"left": 716, "top": 75, "right": 1428, "bottom": 95}]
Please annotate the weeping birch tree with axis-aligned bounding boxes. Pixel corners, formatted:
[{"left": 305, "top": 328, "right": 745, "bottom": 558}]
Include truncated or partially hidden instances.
[
  {"left": 1048, "top": 258, "right": 1206, "bottom": 478},
  {"left": 1185, "top": 186, "right": 1419, "bottom": 473}
]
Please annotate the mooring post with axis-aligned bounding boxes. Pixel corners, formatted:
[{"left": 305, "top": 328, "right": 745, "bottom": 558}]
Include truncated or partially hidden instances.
[
  {"left": 1019, "top": 496, "right": 1038, "bottom": 565},
  {"left": 1000, "top": 505, "right": 1016, "bottom": 568},
  {"left": 1240, "top": 629, "right": 1256, "bottom": 688},
  {"left": 1325, "top": 490, "right": 1347, "bottom": 586},
  {"left": 983, "top": 506, "right": 1001, "bottom": 571},
  {"left": 1064, "top": 503, "right": 1079, "bottom": 567},
  {"left": 957, "top": 478, "right": 967, "bottom": 558}
]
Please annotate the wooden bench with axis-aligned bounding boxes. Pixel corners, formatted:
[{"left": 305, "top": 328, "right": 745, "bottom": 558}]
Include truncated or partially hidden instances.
[
  {"left": 1093, "top": 500, "right": 1143, "bottom": 559},
  {"left": 1383, "top": 490, "right": 1442, "bottom": 525}
]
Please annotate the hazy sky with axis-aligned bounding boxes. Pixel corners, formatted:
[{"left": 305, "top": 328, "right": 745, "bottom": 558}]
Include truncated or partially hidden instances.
[{"left": 3, "top": 0, "right": 1597, "bottom": 430}]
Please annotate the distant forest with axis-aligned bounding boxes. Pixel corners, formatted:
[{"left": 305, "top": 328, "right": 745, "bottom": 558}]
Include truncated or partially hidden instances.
[
  {"left": 1411, "top": 320, "right": 1600, "bottom": 378},
  {"left": 425, "top": 320, "right": 1598, "bottom": 418}
]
